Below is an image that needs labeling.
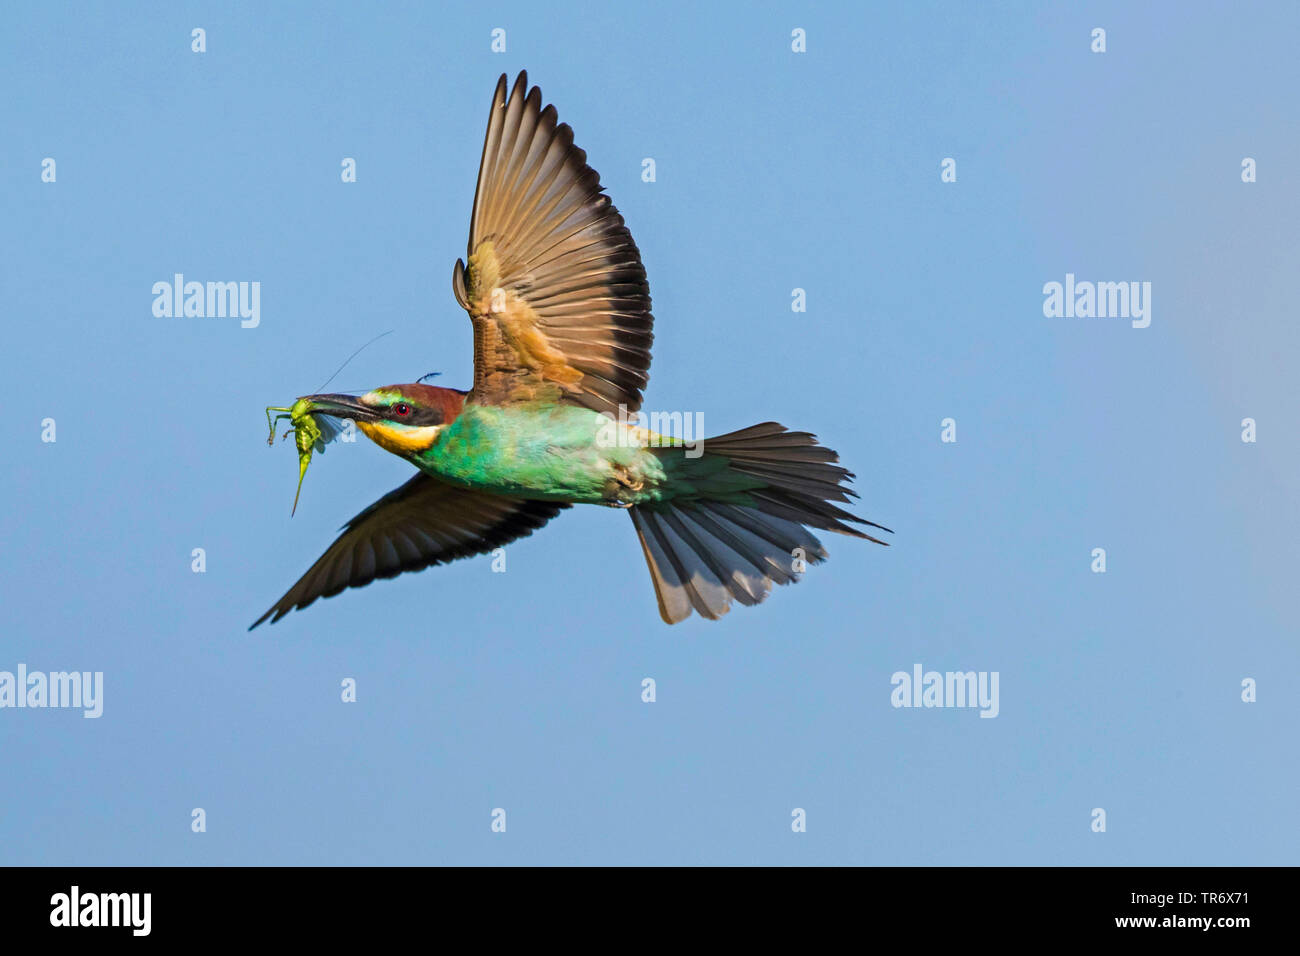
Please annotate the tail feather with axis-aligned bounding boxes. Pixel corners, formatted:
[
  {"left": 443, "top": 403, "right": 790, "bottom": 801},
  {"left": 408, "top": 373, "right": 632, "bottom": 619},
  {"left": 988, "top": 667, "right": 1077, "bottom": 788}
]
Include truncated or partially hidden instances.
[
  {"left": 728, "top": 463, "right": 857, "bottom": 502},
  {"left": 630, "top": 422, "right": 891, "bottom": 624},
  {"left": 694, "top": 501, "right": 815, "bottom": 581},
  {"left": 632, "top": 508, "right": 729, "bottom": 621},
  {"left": 675, "top": 507, "right": 794, "bottom": 593}
]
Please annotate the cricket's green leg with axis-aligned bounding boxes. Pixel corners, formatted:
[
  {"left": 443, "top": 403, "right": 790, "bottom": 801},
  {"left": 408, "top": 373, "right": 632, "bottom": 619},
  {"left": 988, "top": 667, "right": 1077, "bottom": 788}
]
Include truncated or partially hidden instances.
[{"left": 266, "top": 407, "right": 293, "bottom": 445}]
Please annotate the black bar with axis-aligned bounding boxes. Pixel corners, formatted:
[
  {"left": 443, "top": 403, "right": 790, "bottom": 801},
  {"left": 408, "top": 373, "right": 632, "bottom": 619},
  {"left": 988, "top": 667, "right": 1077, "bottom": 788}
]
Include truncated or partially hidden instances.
[{"left": 0, "top": 866, "right": 1281, "bottom": 941}]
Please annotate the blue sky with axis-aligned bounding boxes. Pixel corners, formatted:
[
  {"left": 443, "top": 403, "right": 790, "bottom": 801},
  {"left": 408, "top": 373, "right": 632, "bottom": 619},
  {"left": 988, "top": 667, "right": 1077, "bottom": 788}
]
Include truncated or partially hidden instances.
[{"left": 1, "top": 1, "right": 1296, "bottom": 865}]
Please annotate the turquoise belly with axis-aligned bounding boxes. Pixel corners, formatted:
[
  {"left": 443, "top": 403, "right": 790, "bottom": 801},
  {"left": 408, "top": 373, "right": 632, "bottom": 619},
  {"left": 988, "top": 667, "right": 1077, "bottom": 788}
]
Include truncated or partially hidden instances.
[{"left": 415, "top": 403, "right": 666, "bottom": 505}]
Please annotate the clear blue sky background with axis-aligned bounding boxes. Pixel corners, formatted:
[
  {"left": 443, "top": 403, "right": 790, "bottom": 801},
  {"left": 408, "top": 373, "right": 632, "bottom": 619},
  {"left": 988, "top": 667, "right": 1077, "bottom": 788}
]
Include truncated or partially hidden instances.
[{"left": 2, "top": 1, "right": 1296, "bottom": 865}]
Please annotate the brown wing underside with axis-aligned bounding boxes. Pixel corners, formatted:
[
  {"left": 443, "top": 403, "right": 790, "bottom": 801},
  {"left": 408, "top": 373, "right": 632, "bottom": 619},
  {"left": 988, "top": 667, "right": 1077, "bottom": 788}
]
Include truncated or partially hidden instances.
[
  {"left": 250, "top": 474, "right": 568, "bottom": 628},
  {"left": 454, "top": 71, "right": 654, "bottom": 415}
]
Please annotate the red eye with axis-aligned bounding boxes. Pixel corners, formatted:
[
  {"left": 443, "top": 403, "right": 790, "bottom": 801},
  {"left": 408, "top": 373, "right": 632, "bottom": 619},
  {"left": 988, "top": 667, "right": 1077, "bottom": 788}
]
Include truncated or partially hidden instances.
[{"left": 393, "top": 402, "right": 412, "bottom": 417}]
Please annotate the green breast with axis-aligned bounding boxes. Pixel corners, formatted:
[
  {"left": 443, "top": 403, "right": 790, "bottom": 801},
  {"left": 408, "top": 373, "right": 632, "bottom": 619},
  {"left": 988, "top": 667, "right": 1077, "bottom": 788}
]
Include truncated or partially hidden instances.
[{"left": 415, "top": 402, "right": 665, "bottom": 505}]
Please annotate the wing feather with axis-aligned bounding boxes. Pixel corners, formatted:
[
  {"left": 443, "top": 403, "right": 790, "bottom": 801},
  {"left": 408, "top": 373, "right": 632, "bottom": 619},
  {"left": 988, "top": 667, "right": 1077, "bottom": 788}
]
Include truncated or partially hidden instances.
[
  {"left": 458, "top": 71, "right": 653, "bottom": 414},
  {"left": 251, "top": 474, "right": 567, "bottom": 628}
]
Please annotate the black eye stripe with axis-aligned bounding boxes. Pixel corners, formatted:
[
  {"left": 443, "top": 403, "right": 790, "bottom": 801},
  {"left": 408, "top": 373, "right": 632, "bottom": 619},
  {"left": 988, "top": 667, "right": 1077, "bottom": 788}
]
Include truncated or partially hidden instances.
[{"left": 385, "top": 401, "right": 442, "bottom": 426}]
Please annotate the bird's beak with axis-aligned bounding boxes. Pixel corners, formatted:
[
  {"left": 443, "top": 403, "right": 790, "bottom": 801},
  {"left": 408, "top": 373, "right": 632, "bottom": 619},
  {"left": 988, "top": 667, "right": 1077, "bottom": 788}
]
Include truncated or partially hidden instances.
[{"left": 298, "top": 393, "right": 378, "bottom": 423}]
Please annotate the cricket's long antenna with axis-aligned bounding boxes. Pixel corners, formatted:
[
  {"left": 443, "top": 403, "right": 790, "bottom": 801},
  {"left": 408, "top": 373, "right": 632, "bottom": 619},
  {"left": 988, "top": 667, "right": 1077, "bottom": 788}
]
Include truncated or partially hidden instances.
[{"left": 314, "top": 330, "right": 394, "bottom": 393}]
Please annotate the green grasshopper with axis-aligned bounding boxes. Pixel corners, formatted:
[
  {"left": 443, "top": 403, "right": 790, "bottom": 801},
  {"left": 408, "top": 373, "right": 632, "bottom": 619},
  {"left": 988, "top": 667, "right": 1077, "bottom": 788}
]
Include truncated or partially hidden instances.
[
  {"left": 266, "top": 399, "right": 341, "bottom": 516},
  {"left": 263, "top": 332, "right": 392, "bottom": 516}
]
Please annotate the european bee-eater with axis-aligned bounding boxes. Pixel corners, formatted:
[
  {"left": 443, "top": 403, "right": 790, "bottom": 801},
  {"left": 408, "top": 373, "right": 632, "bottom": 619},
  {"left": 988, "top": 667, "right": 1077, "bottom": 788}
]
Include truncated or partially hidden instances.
[{"left": 252, "top": 71, "right": 889, "bottom": 629}]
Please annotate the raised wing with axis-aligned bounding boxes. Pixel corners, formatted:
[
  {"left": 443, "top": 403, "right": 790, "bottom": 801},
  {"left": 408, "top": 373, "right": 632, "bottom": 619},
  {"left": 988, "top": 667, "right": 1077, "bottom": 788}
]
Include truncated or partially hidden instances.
[
  {"left": 251, "top": 474, "right": 568, "bottom": 628},
  {"left": 453, "top": 71, "right": 654, "bottom": 415}
]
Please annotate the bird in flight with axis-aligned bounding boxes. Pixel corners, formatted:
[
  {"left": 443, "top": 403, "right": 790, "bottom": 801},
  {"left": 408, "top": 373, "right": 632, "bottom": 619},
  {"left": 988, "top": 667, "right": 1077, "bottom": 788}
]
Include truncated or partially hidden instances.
[{"left": 252, "top": 71, "right": 889, "bottom": 629}]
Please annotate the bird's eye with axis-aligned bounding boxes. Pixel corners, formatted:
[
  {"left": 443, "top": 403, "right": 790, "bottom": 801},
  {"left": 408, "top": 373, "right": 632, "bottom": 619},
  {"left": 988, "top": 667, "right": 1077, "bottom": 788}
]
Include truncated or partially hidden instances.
[{"left": 393, "top": 402, "right": 412, "bottom": 417}]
